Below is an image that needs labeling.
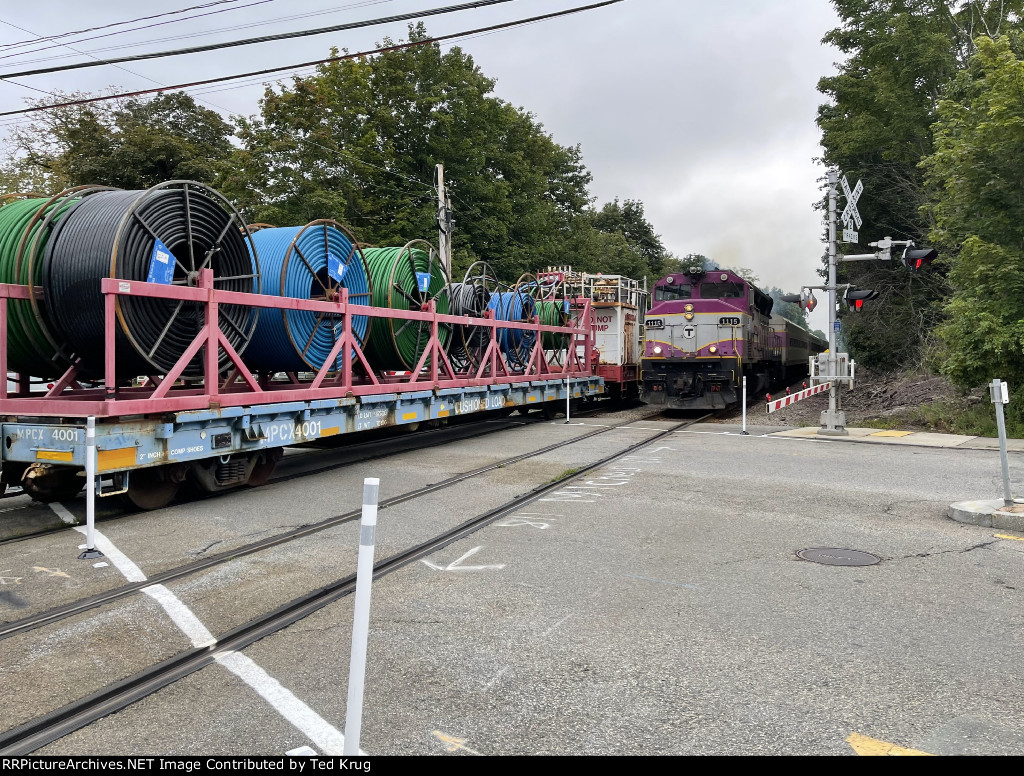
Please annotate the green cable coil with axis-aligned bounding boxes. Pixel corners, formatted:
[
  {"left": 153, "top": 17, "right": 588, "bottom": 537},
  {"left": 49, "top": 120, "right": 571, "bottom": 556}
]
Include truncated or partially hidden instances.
[
  {"left": 0, "top": 195, "right": 81, "bottom": 378},
  {"left": 537, "top": 300, "right": 570, "bottom": 352},
  {"left": 361, "top": 245, "right": 452, "bottom": 371}
]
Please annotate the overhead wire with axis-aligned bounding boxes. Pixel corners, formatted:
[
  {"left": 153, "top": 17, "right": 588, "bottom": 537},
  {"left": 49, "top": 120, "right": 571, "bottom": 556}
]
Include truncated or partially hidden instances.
[
  {"left": 0, "top": 1, "right": 625, "bottom": 118},
  {"left": 0, "top": 0, "right": 397, "bottom": 64},
  {"left": 0, "top": 0, "right": 249, "bottom": 52},
  {"left": 0, "top": 1, "right": 617, "bottom": 297},
  {"left": 0, "top": 0, "right": 521, "bottom": 79}
]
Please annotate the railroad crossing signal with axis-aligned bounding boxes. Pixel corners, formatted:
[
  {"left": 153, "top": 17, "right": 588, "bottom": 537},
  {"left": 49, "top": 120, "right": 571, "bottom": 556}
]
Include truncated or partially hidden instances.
[
  {"left": 841, "top": 176, "right": 863, "bottom": 230},
  {"left": 902, "top": 246, "right": 938, "bottom": 272},
  {"left": 844, "top": 288, "right": 879, "bottom": 312},
  {"left": 779, "top": 288, "right": 817, "bottom": 312}
]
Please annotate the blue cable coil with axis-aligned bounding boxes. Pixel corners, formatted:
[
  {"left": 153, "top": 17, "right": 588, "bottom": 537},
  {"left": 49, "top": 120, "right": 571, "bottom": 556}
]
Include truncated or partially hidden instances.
[
  {"left": 487, "top": 291, "right": 536, "bottom": 370},
  {"left": 245, "top": 223, "right": 371, "bottom": 373}
]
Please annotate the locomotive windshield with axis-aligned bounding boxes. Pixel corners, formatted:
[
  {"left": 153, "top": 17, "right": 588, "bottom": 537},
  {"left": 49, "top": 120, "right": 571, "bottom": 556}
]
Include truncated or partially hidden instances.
[
  {"left": 654, "top": 282, "right": 692, "bottom": 302},
  {"left": 699, "top": 282, "right": 746, "bottom": 299}
]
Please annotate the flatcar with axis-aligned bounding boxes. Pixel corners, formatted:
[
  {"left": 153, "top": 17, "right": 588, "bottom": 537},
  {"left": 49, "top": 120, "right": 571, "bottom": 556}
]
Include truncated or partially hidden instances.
[{"left": 640, "top": 265, "right": 825, "bottom": 410}]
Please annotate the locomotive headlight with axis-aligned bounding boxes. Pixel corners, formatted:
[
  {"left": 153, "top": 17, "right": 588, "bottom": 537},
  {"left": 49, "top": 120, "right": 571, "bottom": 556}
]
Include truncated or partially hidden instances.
[
  {"left": 709, "top": 346, "right": 718, "bottom": 354},
  {"left": 685, "top": 313, "right": 694, "bottom": 321},
  {"left": 684, "top": 304, "right": 694, "bottom": 312},
  {"left": 653, "top": 346, "right": 663, "bottom": 355}
]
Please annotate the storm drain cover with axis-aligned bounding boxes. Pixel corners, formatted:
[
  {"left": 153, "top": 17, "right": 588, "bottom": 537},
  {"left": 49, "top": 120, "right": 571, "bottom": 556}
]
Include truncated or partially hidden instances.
[{"left": 796, "top": 548, "right": 880, "bottom": 567}]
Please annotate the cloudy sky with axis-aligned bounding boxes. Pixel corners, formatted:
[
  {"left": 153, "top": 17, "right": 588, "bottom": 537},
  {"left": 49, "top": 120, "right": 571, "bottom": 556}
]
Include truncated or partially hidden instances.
[{"left": 0, "top": 0, "right": 842, "bottom": 330}]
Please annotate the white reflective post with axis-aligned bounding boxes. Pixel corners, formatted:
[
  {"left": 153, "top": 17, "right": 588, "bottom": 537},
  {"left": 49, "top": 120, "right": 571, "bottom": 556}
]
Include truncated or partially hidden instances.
[
  {"left": 78, "top": 416, "right": 103, "bottom": 560},
  {"left": 344, "top": 478, "right": 379, "bottom": 755},
  {"left": 565, "top": 377, "right": 571, "bottom": 424},
  {"left": 741, "top": 376, "right": 748, "bottom": 435},
  {"left": 991, "top": 380, "right": 1013, "bottom": 508}
]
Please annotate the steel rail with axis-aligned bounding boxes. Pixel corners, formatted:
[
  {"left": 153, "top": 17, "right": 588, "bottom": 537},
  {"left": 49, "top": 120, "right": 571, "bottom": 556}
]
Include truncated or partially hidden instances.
[
  {"left": 0, "top": 406, "right": 658, "bottom": 642},
  {"left": 0, "top": 409, "right": 708, "bottom": 755}
]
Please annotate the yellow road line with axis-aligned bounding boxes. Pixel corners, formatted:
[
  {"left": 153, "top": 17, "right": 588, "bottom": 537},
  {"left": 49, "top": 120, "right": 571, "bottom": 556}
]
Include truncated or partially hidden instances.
[
  {"left": 847, "top": 732, "right": 933, "bottom": 756},
  {"left": 994, "top": 534, "right": 1024, "bottom": 542}
]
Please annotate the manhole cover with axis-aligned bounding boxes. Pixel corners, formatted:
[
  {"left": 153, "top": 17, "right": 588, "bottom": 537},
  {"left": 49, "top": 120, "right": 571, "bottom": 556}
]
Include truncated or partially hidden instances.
[{"left": 796, "top": 548, "right": 880, "bottom": 567}]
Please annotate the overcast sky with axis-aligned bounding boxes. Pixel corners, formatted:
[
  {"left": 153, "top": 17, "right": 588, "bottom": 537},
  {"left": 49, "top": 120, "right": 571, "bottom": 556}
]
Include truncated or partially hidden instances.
[{"left": 0, "top": 0, "right": 842, "bottom": 331}]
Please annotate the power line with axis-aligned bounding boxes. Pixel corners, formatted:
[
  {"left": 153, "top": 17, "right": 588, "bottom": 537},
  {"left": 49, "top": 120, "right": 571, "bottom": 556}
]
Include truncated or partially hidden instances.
[
  {"left": 0, "top": 0, "right": 519, "bottom": 79},
  {"left": 0, "top": 1, "right": 399, "bottom": 65},
  {"left": 0, "top": 1, "right": 624, "bottom": 118},
  {"left": 0, "top": 0, "right": 250, "bottom": 52},
  {"left": 0, "top": 2, "right": 399, "bottom": 67}
]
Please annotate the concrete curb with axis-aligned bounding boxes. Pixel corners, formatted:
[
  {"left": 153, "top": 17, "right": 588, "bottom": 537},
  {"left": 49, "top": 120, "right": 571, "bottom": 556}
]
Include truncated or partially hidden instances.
[{"left": 948, "top": 499, "right": 1024, "bottom": 531}]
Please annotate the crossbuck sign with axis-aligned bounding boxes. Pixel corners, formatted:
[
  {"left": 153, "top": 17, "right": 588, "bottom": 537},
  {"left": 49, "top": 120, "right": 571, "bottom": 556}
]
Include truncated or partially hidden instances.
[{"left": 840, "top": 176, "right": 863, "bottom": 231}]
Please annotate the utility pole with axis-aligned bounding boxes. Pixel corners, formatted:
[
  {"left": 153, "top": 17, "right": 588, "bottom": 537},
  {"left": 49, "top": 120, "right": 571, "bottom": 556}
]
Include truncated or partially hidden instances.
[
  {"left": 820, "top": 170, "right": 846, "bottom": 436},
  {"left": 436, "top": 163, "right": 452, "bottom": 277}
]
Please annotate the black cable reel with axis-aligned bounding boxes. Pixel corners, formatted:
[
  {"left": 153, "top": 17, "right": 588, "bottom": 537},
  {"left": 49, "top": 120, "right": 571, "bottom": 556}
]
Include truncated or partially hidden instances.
[
  {"left": 450, "top": 260, "right": 498, "bottom": 372},
  {"left": 43, "top": 181, "right": 261, "bottom": 381}
]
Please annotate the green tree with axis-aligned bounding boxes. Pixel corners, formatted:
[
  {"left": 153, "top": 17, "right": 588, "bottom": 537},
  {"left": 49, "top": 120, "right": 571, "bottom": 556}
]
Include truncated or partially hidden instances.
[
  {"left": 660, "top": 253, "right": 713, "bottom": 276},
  {"left": 228, "top": 25, "right": 594, "bottom": 282},
  {"left": 921, "top": 34, "right": 1024, "bottom": 414},
  {"left": 0, "top": 92, "right": 234, "bottom": 192},
  {"left": 590, "top": 198, "right": 671, "bottom": 278},
  {"left": 817, "top": 0, "right": 1022, "bottom": 369}
]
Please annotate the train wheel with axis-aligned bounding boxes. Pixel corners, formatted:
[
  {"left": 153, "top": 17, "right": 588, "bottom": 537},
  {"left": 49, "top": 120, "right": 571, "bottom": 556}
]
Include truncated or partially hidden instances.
[
  {"left": 124, "top": 466, "right": 180, "bottom": 511},
  {"left": 541, "top": 402, "right": 558, "bottom": 421},
  {"left": 21, "top": 464, "right": 84, "bottom": 503},
  {"left": 247, "top": 449, "right": 283, "bottom": 488}
]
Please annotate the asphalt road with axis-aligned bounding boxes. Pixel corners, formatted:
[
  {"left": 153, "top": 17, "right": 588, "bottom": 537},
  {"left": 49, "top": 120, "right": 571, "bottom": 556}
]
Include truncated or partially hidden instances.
[{"left": 3, "top": 414, "right": 1022, "bottom": 756}]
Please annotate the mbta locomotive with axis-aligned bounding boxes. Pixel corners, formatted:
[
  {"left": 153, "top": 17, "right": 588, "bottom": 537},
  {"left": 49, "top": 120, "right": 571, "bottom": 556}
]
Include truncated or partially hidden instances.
[{"left": 641, "top": 266, "right": 826, "bottom": 410}]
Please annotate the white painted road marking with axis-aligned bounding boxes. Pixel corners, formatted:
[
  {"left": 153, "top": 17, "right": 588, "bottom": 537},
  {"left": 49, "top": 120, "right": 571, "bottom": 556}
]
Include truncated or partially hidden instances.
[
  {"left": 72, "top": 525, "right": 146, "bottom": 581},
  {"left": 141, "top": 585, "right": 216, "bottom": 648},
  {"left": 216, "top": 651, "right": 364, "bottom": 756},
  {"left": 421, "top": 546, "right": 506, "bottom": 572},
  {"left": 49, "top": 502, "right": 79, "bottom": 525},
  {"left": 55, "top": 507, "right": 356, "bottom": 754}
]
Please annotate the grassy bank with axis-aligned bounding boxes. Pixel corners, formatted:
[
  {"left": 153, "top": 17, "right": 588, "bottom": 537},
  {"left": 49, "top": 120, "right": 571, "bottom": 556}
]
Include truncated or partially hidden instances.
[{"left": 860, "top": 396, "right": 1024, "bottom": 438}]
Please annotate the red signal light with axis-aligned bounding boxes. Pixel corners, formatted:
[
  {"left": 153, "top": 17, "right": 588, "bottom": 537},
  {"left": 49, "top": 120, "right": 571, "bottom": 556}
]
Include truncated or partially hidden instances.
[{"left": 854, "top": 300, "right": 864, "bottom": 310}]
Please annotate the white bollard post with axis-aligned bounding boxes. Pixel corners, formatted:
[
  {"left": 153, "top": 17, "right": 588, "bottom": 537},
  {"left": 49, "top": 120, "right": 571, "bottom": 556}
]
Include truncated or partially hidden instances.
[
  {"left": 565, "top": 377, "right": 571, "bottom": 424},
  {"left": 78, "top": 416, "right": 103, "bottom": 560},
  {"left": 344, "top": 478, "right": 380, "bottom": 756},
  {"left": 741, "top": 376, "right": 749, "bottom": 435}
]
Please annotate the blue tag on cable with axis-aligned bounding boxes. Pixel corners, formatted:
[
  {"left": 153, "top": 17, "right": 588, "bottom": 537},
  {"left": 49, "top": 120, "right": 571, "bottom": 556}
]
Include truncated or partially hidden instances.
[
  {"left": 327, "top": 252, "right": 347, "bottom": 283},
  {"left": 415, "top": 272, "right": 431, "bottom": 293},
  {"left": 147, "top": 238, "right": 175, "bottom": 285}
]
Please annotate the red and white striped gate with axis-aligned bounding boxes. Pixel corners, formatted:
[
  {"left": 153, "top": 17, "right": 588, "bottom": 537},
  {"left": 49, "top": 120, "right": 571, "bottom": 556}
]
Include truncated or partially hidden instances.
[{"left": 766, "top": 383, "right": 832, "bottom": 414}]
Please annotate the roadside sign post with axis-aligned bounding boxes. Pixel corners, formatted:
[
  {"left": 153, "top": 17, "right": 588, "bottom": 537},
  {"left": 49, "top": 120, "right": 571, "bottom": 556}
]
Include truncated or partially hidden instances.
[
  {"left": 344, "top": 477, "right": 380, "bottom": 756},
  {"left": 820, "top": 170, "right": 847, "bottom": 436},
  {"left": 990, "top": 380, "right": 1014, "bottom": 508}
]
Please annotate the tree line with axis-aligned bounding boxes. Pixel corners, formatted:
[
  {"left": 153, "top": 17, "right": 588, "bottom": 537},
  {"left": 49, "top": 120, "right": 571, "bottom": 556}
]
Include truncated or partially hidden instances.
[{"left": 819, "top": 0, "right": 1024, "bottom": 418}]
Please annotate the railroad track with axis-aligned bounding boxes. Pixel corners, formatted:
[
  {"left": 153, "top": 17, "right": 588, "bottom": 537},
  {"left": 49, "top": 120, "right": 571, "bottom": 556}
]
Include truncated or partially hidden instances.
[
  {"left": 0, "top": 400, "right": 640, "bottom": 548},
  {"left": 0, "top": 408, "right": 709, "bottom": 754},
  {"left": 0, "top": 404, "right": 661, "bottom": 642}
]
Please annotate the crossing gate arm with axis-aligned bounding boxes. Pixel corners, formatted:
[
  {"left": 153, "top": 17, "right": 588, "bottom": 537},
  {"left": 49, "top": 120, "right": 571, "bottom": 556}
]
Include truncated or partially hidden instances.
[{"left": 766, "top": 383, "right": 832, "bottom": 414}]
